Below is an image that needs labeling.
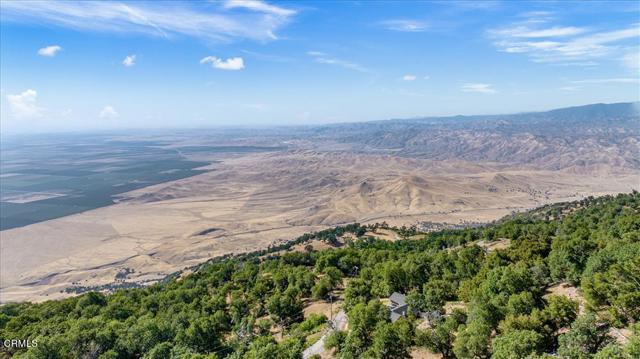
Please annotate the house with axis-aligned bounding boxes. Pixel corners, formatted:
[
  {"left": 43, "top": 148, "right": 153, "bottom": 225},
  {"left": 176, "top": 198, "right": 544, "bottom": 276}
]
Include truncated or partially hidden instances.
[
  {"left": 389, "top": 292, "right": 409, "bottom": 322},
  {"left": 388, "top": 292, "right": 443, "bottom": 323}
]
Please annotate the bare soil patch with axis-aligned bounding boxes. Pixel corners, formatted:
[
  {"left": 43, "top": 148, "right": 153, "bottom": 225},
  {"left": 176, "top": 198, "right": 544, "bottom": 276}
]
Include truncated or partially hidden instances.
[{"left": 545, "top": 282, "right": 586, "bottom": 314}]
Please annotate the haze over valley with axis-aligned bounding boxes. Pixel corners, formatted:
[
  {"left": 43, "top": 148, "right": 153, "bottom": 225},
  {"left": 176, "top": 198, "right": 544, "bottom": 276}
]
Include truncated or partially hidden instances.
[{"left": 1, "top": 102, "right": 638, "bottom": 302}]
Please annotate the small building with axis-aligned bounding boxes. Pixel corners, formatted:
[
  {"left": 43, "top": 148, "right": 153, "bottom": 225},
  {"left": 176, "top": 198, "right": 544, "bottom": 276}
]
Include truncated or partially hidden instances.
[{"left": 389, "top": 292, "right": 409, "bottom": 322}]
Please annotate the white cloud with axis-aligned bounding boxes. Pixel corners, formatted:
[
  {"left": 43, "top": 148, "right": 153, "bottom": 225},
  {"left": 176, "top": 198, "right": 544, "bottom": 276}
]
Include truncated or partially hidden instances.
[
  {"left": 517, "top": 11, "right": 555, "bottom": 24},
  {"left": 1, "top": 0, "right": 296, "bottom": 42},
  {"left": 224, "top": 0, "right": 296, "bottom": 17},
  {"left": 99, "top": 105, "right": 119, "bottom": 119},
  {"left": 381, "top": 19, "right": 428, "bottom": 32},
  {"left": 6, "top": 89, "right": 43, "bottom": 118},
  {"left": 122, "top": 54, "right": 136, "bottom": 67},
  {"left": 571, "top": 78, "right": 639, "bottom": 84},
  {"left": 489, "top": 13, "right": 640, "bottom": 66},
  {"left": 402, "top": 75, "right": 416, "bottom": 81},
  {"left": 559, "top": 86, "right": 580, "bottom": 91},
  {"left": 461, "top": 83, "right": 497, "bottom": 94},
  {"left": 37, "top": 45, "right": 61, "bottom": 57},
  {"left": 492, "top": 26, "right": 587, "bottom": 39},
  {"left": 200, "top": 56, "right": 245, "bottom": 70},
  {"left": 307, "top": 51, "right": 369, "bottom": 73}
]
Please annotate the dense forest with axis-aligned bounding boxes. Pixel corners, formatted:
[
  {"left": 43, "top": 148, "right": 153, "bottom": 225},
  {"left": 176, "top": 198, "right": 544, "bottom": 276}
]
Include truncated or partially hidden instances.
[{"left": 1, "top": 192, "right": 639, "bottom": 358}]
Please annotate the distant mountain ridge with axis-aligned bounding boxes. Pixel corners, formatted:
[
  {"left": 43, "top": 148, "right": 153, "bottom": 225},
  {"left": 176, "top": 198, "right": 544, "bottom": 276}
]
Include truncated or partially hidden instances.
[{"left": 308, "top": 102, "right": 640, "bottom": 170}]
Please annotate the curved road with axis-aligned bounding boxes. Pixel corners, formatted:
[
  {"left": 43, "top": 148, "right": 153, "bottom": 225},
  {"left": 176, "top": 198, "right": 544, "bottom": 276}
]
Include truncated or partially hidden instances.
[{"left": 303, "top": 310, "right": 347, "bottom": 358}]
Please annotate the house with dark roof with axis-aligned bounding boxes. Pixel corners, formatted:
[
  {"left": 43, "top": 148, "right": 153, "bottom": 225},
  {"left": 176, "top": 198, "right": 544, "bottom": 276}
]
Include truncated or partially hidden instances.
[
  {"left": 389, "top": 292, "right": 409, "bottom": 322},
  {"left": 388, "top": 292, "right": 443, "bottom": 323}
]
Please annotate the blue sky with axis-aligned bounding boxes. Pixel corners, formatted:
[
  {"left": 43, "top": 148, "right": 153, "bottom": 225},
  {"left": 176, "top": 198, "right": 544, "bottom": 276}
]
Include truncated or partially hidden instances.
[{"left": 1, "top": 0, "right": 639, "bottom": 133}]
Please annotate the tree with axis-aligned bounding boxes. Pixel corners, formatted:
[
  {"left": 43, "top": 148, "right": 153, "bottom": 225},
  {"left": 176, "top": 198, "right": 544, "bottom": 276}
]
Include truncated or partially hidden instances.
[
  {"left": 582, "top": 246, "right": 640, "bottom": 325},
  {"left": 311, "top": 277, "right": 333, "bottom": 299},
  {"left": 344, "top": 278, "right": 373, "bottom": 308},
  {"left": 421, "top": 279, "right": 453, "bottom": 312},
  {"left": 242, "top": 336, "right": 279, "bottom": 359},
  {"left": 417, "top": 315, "right": 463, "bottom": 359},
  {"left": 266, "top": 290, "right": 303, "bottom": 326},
  {"left": 491, "top": 330, "right": 543, "bottom": 359},
  {"left": 557, "top": 314, "right": 614, "bottom": 359},
  {"left": 365, "top": 322, "right": 411, "bottom": 359},
  {"left": 592, "top": 343, "right": 626, "bottom": 359},
  {"left": 339, "top": 300, "right": 390, "bottom": 358},
  {"left": 505, "top": 292, "right": 537, "bottom": 317},
  {"left": 623, "top": 323, "right": 640, "bottom": 358},
  {"left": 178, "top": 317, "right": 224, "bottom": 354},
  {"left": 144, "top": 342, "right": 173, "bottom": 359},
  {"left": 453, "top": 321, "right": 492, "bottom": 359},
  {"left": 542, "top": 295, "right": 578, "bottom": 331},
  {"left": 325, "top": 330, "right": 347, "bottom": 351}
]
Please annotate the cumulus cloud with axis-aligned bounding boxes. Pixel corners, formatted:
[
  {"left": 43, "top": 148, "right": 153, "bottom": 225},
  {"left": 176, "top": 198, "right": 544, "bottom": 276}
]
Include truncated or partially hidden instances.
[
  {"left": 122, "top": 54, "right": 136, "bottom": 67},
  {"left": 1, "top": 0, "right": 296, "bottom": 42},
  {"left": 461, "top": 83, "right": 497, "bottom": 94},
  {"left": 99, "top": 105, "right": 119, "bottom": 119},
  {"left": 200, "top": 56, "right": 245, "bottom": 70},
  {"left": 37, "top": 45, "right": 61, "bottom": 57},
  {"left": 381, "top": 19, "right": 428, "bottom": 32},
  {"left": 402, "top": 75, "right": 417, "bottom": 81},
  {"left": 6, "top": 89, "right": 43, "bottom": 118},
  {"left": 489, "top": 13, "right": 640, "bottom": 66}
]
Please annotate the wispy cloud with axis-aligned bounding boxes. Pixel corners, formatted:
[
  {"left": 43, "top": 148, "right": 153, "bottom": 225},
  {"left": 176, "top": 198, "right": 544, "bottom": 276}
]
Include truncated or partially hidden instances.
[
  {"left": 380, "top": 19, "right": 428, "bottom": 32},
  {"left": 461, "top": 83, "right": 497, "bottom": 94},
  {"left": 99, "top": 105, "right": 119, "bottom": 119},
  {"left": 37, "top": 45, "right": 61, "bottom": 57},
  {"left": 402, "top": 75, "right": 417, "bottom": 81},
  {"left": 0, "top": 0, "right": 296, "bottom": 42},
  {"left": 489, "top": 12, "right": 640, "bottom": 65},
  {"left": 241, "top": 49, "right": 294, "bottom": 63},
  {"left": 200, "top": 56, "right": 245, "bottom": 70},
  {"left": 571, "top": 78, "right": 639, "bottom": 84},
  {"left": 122, "top": 54, "right": 136, "bottom": 67},
  {"left": 492, "top": 26, "right": 587, "bottom": 38},
  {"left": 224, "top": 0, "right": 296, "bottom": 17},
  {"left": 307, "top": 51, "right": 369, "bottom": 73},
  {"left": 6, "top": 89, "right": 43, "bottom": 118}
]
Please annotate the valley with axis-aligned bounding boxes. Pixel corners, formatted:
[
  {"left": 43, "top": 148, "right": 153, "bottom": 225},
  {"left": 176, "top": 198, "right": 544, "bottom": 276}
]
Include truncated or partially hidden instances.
[{"left": 1, "top": 103, "right": 638, "bottom": 303}]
